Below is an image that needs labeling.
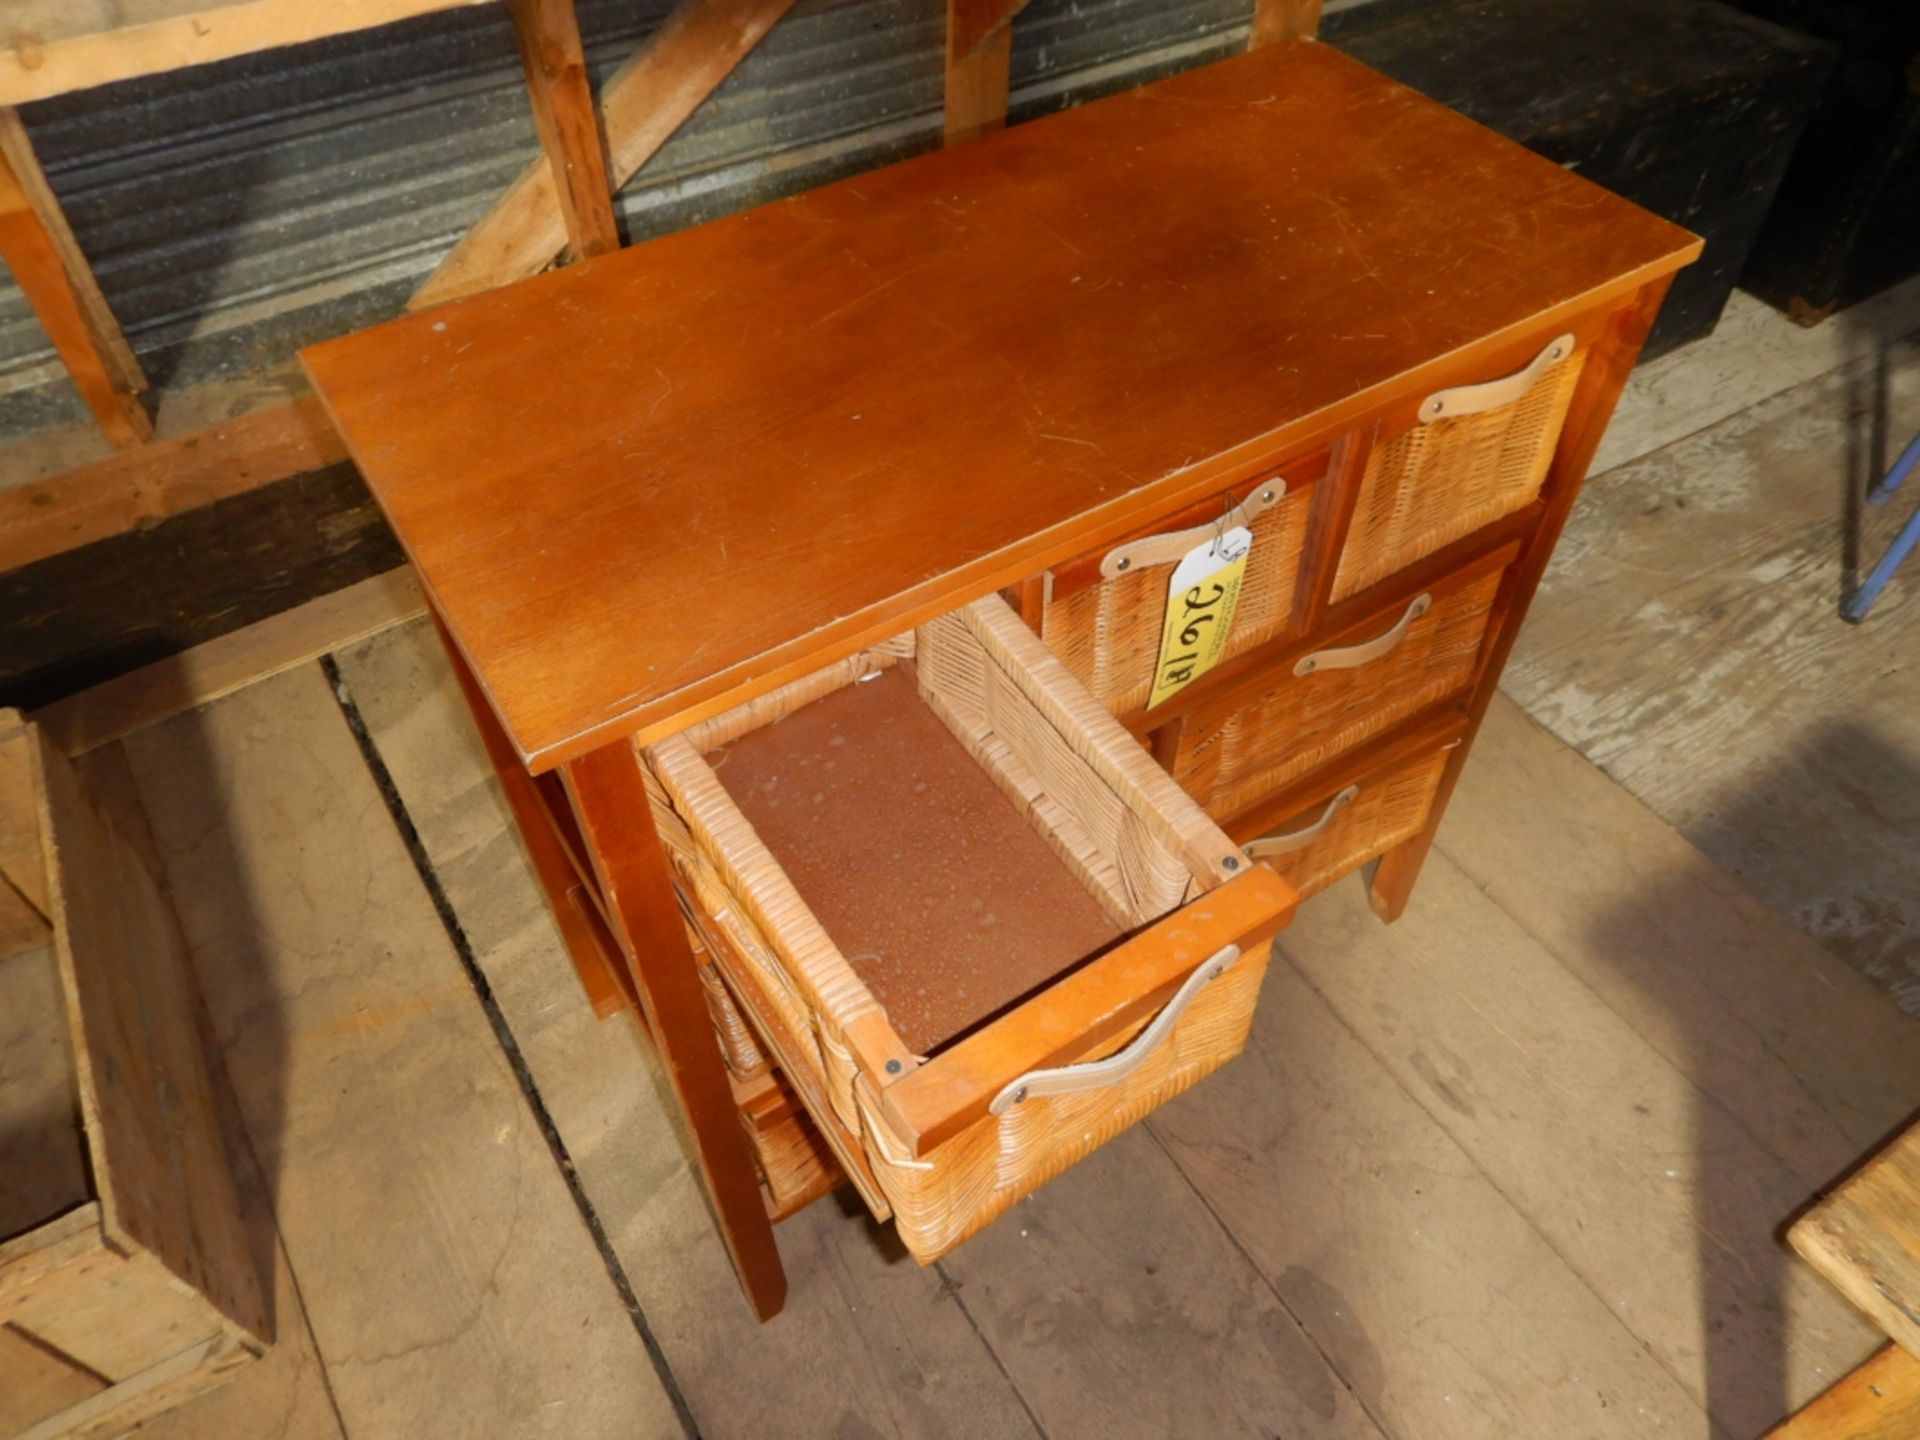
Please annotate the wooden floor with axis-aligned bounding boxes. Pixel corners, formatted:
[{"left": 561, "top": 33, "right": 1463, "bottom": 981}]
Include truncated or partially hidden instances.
[{"left": 50, "top": 284, "right": 1920, "bottom": 1439}]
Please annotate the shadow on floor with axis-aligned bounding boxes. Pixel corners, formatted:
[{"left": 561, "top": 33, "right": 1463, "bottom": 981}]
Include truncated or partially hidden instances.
[{"left": 1593, "top": 720, "right": 1919, "bottom": 1432}]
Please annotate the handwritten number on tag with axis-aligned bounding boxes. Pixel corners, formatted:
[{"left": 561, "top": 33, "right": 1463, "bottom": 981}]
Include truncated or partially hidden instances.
[{"left": 1148, "top": 529, "right": 1251, "bottom": 709}]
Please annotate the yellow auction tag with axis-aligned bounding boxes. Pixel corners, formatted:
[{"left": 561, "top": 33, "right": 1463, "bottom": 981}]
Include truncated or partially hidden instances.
[{"left": 1147, "top": 526, "right": 1252, "bottom": 709}]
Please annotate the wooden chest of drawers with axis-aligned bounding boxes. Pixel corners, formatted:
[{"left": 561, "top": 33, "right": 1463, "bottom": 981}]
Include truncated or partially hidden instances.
[{"left": 301, "top": 41, "right": 1697, "bottom": 1317}]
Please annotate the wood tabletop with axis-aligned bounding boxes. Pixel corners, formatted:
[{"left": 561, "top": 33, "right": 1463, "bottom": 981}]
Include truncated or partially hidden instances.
[{"left": 302, "top": 40, "right": 1697, "bottom": 772}]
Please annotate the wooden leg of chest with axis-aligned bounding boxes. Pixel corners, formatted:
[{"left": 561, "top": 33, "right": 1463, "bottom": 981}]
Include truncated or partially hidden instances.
[
  {"left": 432, "top": 612, "right": 636, "bottom": 1018},
  {"left": 562, "top": 741, "right": 789, "bottom": 1321},
  {"left": 1369, "top": 274, "right": 1674, "bottom": 922}
]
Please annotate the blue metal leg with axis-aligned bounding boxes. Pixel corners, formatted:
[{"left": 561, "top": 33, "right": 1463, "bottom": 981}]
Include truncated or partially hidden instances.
[
  {"left": 1844, "top": 501, "right": 1920, "bottom": 622},
  {"left": 1844, "top": 428, "right": 1920, "bottom": 622},
  {"left": 1868, "top": 429, "right": 1920, "bottom": 508}
]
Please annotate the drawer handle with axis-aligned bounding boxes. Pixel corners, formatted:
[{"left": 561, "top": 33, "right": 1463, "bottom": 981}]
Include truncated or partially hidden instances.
[
  {"left": 989, "top": 944, "right": 1242, "bottom": 1114},
  {"left": 1243, "top": 785, "right": 1360, "bottom": 860},
  {"left": 1099, "top": 484, "right": 1287, "bottom": 578},
  {"left": 1420, "top": 333, "right": 1574, "bottom": 423},
  {"left": 1293, "top": 593, "right": 1431, "bottom": 677}
]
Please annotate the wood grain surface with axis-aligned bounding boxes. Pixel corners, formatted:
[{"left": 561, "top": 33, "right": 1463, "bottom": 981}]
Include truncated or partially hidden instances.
[
  {"left": 1506, "top": 346, "right": 1920, "bottom": 1012},
  {"left": 119, "top": 665, "right": 687, "bottom": 1439},
  {"left": 0, "top": 0, "right": 494, "bottom": 105},
  {"left": 304, "top": 41, "right": 1695, "bottom": 771},
  {"left": 0, "top": 108, "right": 149, "bottom": 446},
  {"left": 505, "top": 0, "right": 618, "bottom": 265},
  {"left": 330, "top": 618, "right": 1043, "bottom": 1438},
  {"left": 32, "top": 724, "right": 267, "bottom": 1347},
  {"left": 1792, "top": 1124, "right": 1920, "bottom": 1360},
  {"left": 1765, "top": 1345, "right": 1920, "bottom": 1440}
]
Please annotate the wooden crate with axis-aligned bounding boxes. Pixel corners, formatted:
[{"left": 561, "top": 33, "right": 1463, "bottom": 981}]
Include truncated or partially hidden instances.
[{"left": 0, "top": 712, "right": 266, "bottom": 1440}]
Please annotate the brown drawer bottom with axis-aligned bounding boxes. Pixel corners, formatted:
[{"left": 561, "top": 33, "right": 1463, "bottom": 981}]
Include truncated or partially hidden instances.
[{"left": 1242, "top": 745, "right": 1454, "bottom": 899}]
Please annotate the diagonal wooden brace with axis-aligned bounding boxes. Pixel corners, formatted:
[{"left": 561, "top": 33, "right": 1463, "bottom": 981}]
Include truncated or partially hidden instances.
[{"left": 0, "top": 107, "right": 150, "bottom": 448}]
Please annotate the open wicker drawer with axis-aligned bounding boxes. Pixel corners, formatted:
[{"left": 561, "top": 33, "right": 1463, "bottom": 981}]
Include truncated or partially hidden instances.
[{"left": 640, "top": 595, "right": 1295, "bottom": 1262}]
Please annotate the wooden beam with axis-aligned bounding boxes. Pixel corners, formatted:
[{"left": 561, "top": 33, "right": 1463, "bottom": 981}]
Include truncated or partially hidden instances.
[
  {"left": 944, "top": 0, "right": 1032, "bottom": 145},
  {"left": 0, "top": 108, "right": 150, "bottom": 448},
  {"left": 31, "top": 568, "right": 424, "bottom": 756},
  {"left": 1249, "top": 0, "right": 1323, "bottom": 47},
  {"left": 0, "top": 0, "right": 494, "bottom": 106},
  {"left": 505, "top": 0, "right": 618, "bottom": 263},
  {"left": 0, "top": 393, "right": 345, "bottom": 573},
  {"left": 411, "top": 0, "right": 797, "bottom": 311}
]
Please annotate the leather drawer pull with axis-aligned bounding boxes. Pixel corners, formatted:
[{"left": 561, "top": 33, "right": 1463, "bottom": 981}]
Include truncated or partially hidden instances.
[
  {"left": 1243, "top": 785, "right": 1359, "bottom": 860},
  {"left": 1420, "top": 333, "right": 1574, "bottom": 423},
  {"left": 990, "top": 945, "right": 1242, "bottom": 1113},
  {"left": 1293, "top": 592, "right": 1431, "bottom": 677},
  {"left": 1099, "top": 484, "right": 1287, "bottom": 578}
]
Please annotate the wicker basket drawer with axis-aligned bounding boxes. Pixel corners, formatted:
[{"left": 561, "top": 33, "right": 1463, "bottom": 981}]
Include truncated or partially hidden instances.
[
  {"left": 641, "top": 595, "right": 1294, "bottom": 1263},
  {"left": 1333, "top": 332, "right": 1584, "bottom": 603},
  {"left": 1240, "top": 744, "right": 1456, "bottom": 899},
  {"left": 1174, "top": 563, "right": 1505, "bottom": 821},
  {"left": 1036, "top": 451, "right": 1324, "bottom": 716}
]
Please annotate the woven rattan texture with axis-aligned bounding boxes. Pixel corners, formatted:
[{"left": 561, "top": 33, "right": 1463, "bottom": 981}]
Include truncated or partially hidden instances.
[
  {"left": 640, "top": 596, "right": 1255, "bottom": 1263},
  {"left": 1178, "top": 568, "right": 1502, "bottom": 821},
  {"left": 1332, "top": 349, "right": 1585, "bottom": 602},
  {"left": 1264, "top": 747, "right": 1450, "bottom": 899},
  {"left": 1044, "top": 491, "right": 1312, "bottom": 715},
  {"left": 697, "top": 957, "right": 769, "bottom": 1078},
  {"left": 864, "top": 942, "right": 1269, "bottom": 1261},
  {"left": 747, "top": 1104, "right": 839, "bottom": 1215}
]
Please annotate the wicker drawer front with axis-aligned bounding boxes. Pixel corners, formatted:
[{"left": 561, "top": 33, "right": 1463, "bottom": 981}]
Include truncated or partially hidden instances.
[
  {"left": 1176, "top": 567, "right": 1504, "bottom": 821},
  {"left": 1333, "top": 334, "right": 1584, "bottom": 602},
  {"left": 1039, "top": 455, "right": 1321, "bottom": 715},
  {"left": 1242, "top": 746, "right": 1453, "bottom": 899},
  {"left": 642, "top": 595, "right": 1291, "bottom": 1262}
]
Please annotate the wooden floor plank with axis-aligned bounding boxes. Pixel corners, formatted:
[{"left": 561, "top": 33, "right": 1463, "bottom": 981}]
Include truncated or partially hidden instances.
[
  {"left": 1508, "top": 345, "right": 1920, "bottom": 1013},
  {"left": 937, "top": 1125, "right": 1390, "bottom": 1440},
  {"left": 117, "top": 664, "right": 685, "bottom": 1440},
  {"left": 1447, "top": 698, "right": 1920, "bottom": 1181},
  {"left": 1150, "top": 959, "right": 1710, "bottom": 1439},
  {"left": 328, "top": 620, "right": 1043, "bottom": 1440},
  {"left": 32, "top": 567, "right": 422, "bottom": 757},
  {"left": 1594, "top": 278, "right": 1920, "bottom": 476},
  {"left": 1285, "top": 855, "right": 1885, "bottom": 1437}
]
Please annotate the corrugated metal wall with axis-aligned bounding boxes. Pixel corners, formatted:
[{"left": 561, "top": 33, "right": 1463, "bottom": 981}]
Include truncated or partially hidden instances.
[{"left": 0, "top": 0, "right": 1303, "bottom": 440}]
